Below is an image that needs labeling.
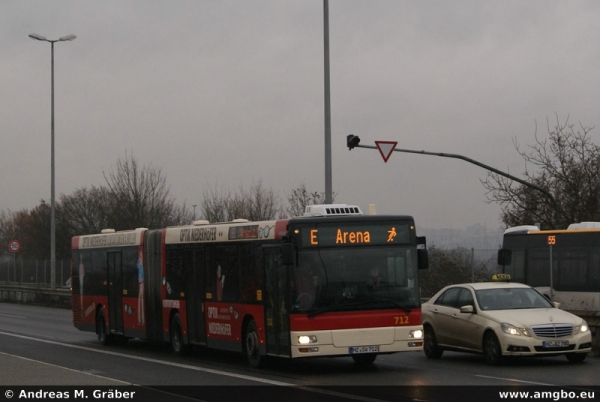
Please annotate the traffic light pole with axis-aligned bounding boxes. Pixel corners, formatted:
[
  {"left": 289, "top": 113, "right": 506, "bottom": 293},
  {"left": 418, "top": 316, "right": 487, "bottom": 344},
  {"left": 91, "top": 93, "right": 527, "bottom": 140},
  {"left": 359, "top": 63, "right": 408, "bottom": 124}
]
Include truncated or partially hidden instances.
[{"left": 346, "top": 135, "right": 560, "bottom": 228}]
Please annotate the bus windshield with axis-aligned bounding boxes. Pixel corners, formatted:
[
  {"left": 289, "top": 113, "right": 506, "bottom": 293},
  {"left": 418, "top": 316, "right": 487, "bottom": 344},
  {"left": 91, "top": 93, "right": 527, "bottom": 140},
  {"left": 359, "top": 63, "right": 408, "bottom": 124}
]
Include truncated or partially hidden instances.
[{"left": 291, "top": 246, "right": 419, "bottom": 314}]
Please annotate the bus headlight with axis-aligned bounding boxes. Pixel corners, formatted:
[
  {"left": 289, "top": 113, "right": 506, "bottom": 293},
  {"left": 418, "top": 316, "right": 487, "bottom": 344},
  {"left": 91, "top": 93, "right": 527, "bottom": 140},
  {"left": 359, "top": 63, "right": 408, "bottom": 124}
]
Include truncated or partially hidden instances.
[
  {"left": 298, "top": 335, "right": 318, "bottom": 344},
  {"left": 409, "top": 329, "right": 423, "bottom": 339}
]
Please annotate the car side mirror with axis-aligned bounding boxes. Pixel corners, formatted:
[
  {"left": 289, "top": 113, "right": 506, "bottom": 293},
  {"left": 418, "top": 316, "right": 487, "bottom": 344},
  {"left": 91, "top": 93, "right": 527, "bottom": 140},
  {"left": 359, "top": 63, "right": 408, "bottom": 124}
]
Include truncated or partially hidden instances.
[
  {"left": 553, "top": 302, "right": 561, "bottom": 309},
  {"left": 459, "top": 305, "right": 474, "bottom": 314}
]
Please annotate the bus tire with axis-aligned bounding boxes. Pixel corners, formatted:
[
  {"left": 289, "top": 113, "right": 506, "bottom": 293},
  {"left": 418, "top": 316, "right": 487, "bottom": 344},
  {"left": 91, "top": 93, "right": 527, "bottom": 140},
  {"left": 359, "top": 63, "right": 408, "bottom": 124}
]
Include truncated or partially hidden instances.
[
  {"left": 170, "top": 313, "right": 187, "bottom": 356},
  {"left": 245, "top": 320, "right": 263, "bottom": 368},
  {"left": 97, "top": 308, "right": 111, "bottom": 346}
]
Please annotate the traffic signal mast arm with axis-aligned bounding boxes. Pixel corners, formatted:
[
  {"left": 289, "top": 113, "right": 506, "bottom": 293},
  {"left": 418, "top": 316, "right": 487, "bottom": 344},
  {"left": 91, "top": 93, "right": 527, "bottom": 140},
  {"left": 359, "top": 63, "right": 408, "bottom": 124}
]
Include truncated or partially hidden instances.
[{"left": 346, "top": 135, "right": 559, "bottom": 228}]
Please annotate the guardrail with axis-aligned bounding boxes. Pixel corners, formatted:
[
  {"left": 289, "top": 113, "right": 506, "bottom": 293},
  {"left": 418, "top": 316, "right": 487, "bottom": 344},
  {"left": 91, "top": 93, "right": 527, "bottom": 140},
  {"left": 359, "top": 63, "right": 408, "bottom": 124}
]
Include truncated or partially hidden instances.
[{"left": 0, "top": 283, "right": 71, "bottom": 308}]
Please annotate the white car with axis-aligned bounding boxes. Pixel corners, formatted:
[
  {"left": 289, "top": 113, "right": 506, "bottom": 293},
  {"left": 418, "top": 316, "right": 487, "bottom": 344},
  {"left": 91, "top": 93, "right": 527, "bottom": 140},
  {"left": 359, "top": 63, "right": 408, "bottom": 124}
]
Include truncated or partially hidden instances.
[{"left": 422, "top": 279, "right": 593, "bottom": 365}]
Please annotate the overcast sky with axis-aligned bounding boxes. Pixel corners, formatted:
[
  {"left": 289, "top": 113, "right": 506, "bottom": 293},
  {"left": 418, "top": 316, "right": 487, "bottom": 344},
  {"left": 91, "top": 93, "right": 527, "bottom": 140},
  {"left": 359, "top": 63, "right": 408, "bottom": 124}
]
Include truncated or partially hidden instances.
[{"left": 2, "top": 1, "right": 599, "bottom": 232}]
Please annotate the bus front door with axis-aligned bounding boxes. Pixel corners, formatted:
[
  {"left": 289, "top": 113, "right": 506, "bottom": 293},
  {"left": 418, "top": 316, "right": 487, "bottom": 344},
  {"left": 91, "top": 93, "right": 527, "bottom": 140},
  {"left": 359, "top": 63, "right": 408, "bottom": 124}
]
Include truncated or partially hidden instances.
[
  {"left": 263, "top": 246, "right": 291, "bottom": 357},
  {"left": 107, "top": 252, "right": 124, "bottom": 335},
  {"left": 185, "top": 248, "right": 206, "bottom": 345}
]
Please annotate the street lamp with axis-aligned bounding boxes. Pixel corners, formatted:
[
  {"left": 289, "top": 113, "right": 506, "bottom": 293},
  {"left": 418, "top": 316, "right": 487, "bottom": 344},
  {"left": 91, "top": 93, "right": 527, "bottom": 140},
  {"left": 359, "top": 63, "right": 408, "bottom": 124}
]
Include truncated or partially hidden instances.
[{"left": 29, "top": 33, "right": 76, "bottom": 290}]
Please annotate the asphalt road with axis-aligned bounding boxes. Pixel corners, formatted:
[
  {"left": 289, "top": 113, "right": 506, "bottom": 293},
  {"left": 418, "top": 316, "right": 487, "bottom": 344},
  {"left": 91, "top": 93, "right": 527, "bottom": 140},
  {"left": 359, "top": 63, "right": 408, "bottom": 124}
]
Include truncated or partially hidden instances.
[{"left": 1, "top": 303, "right": 598, "bottom": 401}]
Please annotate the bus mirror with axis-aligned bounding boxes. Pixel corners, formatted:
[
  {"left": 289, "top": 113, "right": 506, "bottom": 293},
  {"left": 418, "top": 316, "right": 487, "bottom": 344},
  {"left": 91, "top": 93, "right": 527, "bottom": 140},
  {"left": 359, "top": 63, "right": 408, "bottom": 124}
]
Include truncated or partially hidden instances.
[
  {"left": 497, "top": 249, "right": 512, "bottom": 265},
  {"left": 417, "top": 249, "right": 429, "bottom": 269},
  {"left": 281, "top": 243, "right": 295, "bottom": 265}
]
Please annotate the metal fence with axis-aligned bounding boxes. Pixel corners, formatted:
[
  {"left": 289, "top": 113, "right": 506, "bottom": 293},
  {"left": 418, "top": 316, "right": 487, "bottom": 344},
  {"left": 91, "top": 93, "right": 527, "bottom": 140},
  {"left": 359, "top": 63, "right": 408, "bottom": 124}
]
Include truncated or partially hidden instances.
[{"left": 0, "top": 258, "right": 71, "bottom": 288}]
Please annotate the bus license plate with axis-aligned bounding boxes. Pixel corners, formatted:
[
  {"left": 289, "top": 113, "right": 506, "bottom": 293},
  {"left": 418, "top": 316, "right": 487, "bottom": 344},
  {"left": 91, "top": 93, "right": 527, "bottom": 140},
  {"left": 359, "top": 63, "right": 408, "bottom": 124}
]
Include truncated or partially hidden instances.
[
  {"left": 542, "top": 341, "right": 569, "bottom": 348},
  {"left": 349, "top": 346, "right": 379, "bottom": 354}
]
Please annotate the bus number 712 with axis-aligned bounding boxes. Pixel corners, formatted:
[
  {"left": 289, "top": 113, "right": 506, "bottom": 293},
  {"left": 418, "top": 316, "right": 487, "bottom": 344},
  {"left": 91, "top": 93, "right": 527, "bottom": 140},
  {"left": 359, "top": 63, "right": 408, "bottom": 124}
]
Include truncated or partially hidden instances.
[{"left": 395, "top": 316, "right": 409, "bottom": 325}]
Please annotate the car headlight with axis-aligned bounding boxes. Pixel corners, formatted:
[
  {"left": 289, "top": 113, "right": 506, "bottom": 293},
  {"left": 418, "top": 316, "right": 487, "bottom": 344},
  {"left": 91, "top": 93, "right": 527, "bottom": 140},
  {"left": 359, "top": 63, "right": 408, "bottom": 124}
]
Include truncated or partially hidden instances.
[
  {"left": 501, "top": 323, "right": 531, "bottom": 337},
  {"left": 574, "top": 321, "right": 589, "bottom": 335}
]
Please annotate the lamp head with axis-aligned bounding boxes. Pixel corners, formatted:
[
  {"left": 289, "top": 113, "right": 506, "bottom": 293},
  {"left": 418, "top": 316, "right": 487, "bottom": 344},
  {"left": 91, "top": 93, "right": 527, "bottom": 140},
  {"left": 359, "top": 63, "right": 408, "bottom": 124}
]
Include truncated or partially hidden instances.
[{"left": 29, "top": 33, "right": 47, "bottom": 41}]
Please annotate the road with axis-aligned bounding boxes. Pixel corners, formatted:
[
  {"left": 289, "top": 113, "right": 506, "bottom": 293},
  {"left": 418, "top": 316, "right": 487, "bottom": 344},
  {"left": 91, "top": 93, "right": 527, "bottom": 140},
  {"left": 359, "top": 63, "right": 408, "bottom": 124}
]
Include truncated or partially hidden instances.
[{"left": 1, "top": 303, "right": 598, "bottom": 401}]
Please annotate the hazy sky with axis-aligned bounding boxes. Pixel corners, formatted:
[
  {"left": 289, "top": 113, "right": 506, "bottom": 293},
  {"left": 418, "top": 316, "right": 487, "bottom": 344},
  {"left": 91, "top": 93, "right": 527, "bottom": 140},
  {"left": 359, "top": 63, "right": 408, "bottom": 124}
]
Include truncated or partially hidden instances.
[{"left": 2, "top": 1, "right": 599, "bottom": 231}]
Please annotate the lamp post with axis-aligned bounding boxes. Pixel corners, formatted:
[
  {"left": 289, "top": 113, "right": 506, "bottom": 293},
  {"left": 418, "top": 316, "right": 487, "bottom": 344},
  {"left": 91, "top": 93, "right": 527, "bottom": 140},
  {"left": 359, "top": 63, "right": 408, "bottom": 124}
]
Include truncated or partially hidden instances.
[
  {"left": 29, "top": 33, "right": 76, "bottom": 290},
  {"left": 323, "top": 0, "right": 332, "bottom": 203}
]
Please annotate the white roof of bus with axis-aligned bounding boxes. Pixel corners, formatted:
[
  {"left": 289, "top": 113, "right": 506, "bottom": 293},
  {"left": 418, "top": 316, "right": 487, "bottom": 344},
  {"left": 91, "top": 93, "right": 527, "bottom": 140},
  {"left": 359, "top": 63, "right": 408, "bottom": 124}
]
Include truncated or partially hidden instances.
[
  {"left": 504, "top": 222, "right": 600, "bottom": 234},
  {"left": 503, "top": 225, "right": 540, "bottom": 234}
]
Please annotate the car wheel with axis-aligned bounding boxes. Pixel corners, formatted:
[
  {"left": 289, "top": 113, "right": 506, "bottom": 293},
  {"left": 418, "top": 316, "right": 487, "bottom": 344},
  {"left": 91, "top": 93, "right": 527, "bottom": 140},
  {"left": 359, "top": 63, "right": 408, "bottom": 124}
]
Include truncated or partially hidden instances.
[
  {"left": 352, "top": 353, "right": 377, "bottom": 366},
  {"left": 566, "top": 353, "right": 587, "bottom": 363},
  {"left": 483, "top": 332, "right": 504, "bottom": 366},
  {"left": 424, "top": 326, "right": 443, "bottom": 359}
]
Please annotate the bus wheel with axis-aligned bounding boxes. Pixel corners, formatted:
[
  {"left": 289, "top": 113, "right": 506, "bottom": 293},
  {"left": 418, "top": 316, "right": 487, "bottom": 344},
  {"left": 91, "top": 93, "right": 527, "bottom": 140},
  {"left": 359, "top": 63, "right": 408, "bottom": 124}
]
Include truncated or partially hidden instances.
[
  {"left": 245, "top": 320, "right": 263, "bottom": 368},
  {"left": 97, "top": 308, "right": 111, "bottom": 345},
  {"left": 170, "top": 313, "right": 187, "bottom": 356},
  {"left": 351, "top": 353, "right": 377, "bottom": 366}
]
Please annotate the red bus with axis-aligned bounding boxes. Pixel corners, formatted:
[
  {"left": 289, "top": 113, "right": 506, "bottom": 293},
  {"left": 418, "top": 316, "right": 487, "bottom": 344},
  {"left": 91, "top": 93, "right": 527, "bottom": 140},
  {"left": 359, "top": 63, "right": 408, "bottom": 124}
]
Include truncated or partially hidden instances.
[{"left": 71, "top": 204, "right": 428, "bottom": 367}]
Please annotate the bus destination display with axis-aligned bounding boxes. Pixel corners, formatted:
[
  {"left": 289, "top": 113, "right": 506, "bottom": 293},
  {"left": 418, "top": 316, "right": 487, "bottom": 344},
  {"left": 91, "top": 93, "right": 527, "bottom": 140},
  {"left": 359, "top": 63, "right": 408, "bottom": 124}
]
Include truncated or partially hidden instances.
[{"left": 299, "top": 223, "right": 411, "bottom": 247}]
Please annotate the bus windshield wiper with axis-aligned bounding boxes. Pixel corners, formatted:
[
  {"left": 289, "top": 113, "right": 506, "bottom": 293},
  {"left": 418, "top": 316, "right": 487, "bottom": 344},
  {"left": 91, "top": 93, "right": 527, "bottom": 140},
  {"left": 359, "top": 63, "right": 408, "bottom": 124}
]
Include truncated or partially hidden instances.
[{"left": 307, "top": 298, "right": 411, "bottom": 318}]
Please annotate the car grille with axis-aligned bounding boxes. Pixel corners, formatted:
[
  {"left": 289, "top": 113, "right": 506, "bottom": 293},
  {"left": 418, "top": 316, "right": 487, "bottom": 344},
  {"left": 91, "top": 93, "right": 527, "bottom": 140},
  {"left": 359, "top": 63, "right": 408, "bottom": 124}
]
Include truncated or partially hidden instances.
[{"left": 531, "top": 324, "right": 573, "bottom": 338}]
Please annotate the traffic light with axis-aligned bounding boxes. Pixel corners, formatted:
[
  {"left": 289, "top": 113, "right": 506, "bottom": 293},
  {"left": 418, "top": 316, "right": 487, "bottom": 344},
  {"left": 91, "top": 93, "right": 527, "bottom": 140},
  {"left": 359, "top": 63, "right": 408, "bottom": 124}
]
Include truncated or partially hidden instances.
[{"left": 347, "top": 135, "right": 361, "bottom": 150}]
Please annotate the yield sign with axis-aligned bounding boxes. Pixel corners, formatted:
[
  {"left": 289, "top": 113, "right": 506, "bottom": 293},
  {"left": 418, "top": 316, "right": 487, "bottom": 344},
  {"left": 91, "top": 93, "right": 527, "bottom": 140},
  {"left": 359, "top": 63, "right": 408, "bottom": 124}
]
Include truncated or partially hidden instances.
[{"left": 375, "top": 141, "right": 397, "bottom": 163}]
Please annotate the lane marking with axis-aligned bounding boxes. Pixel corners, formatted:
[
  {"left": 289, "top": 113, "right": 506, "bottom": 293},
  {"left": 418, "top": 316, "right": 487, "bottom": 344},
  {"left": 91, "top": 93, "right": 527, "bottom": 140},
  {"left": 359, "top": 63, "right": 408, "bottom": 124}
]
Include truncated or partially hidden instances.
[
  {"left": 0, "top": 331, "right": 387, "bottom": 402},
  {"left": 0, "top": 313, "right": 27, "bottom": 319},
  {"left": 0, "top": 350, "right": 131, "bottom": 385},
  {"left": 475, "top": 375, "right": 553, "bottom": 386},
  {"left": 0, "top": 330, "right": 291, "bottom": 386}
]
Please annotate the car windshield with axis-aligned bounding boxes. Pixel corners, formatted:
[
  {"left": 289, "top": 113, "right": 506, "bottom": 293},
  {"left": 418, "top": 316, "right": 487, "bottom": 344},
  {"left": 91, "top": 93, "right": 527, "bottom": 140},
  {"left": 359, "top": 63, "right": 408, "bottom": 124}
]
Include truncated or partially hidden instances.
[{"left": 475, "top": 287, "right": 553, "bottom": 311}]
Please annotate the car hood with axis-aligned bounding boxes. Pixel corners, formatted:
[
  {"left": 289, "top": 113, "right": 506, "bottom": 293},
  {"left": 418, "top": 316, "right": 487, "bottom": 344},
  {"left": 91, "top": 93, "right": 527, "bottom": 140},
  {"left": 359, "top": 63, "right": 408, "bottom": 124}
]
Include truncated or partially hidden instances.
[{"left": 481, "top": 308, "right": 584, "bottom": 327}]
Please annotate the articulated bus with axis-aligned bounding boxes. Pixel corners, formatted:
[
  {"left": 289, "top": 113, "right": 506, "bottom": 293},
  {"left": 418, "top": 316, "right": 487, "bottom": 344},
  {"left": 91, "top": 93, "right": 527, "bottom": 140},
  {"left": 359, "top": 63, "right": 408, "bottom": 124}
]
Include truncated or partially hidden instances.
[
  {"left": 498, "top": 222, "right": 600, "bottom": 343},
  {"left": 71, "top": 204, "right": 429, "bottom": 367}
]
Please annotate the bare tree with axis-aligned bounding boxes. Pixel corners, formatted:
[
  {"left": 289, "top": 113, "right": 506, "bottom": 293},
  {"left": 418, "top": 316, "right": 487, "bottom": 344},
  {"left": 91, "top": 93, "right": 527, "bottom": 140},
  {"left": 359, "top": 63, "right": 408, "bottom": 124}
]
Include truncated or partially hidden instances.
[
  {"left": 103, "top": 151, "right": 190, "bottom": 230},
  {"left": 58, "top": 186, "right": 112, "bottom": 235},
  {"left": 419, "top": 246, "right": 494, "bottom": 298},
  {"left": 482, "top": 115, "right": 600, "bottom": 229},
  {"left": 285, "top": 183, "right": 332, "bottom": 218},
  {"left": 245, "top": 180, "right": 280, "bottom": 221},
  {"left": 0, "top": 209, "right": 18, "bottom": 259},
  {"left": 200, "top": 180, "right": 281, "bottom": 223},
  {"left": 199, "top": 184, "right": 231, "bottom": 223}
]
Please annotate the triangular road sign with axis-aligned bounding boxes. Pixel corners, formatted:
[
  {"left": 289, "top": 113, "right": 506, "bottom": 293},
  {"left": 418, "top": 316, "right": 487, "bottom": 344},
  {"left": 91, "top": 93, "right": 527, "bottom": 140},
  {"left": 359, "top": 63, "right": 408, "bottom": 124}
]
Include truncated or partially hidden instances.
[{"left": 375, "top": 141, "right": 397, "bottom": 163}]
